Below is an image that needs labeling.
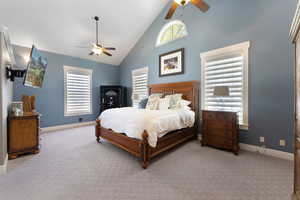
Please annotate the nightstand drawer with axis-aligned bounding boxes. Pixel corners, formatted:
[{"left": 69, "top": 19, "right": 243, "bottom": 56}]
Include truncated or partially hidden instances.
[
  {"left": 206, "top": 136, "right": 233, "bottom": 150},
  {"left": 203, "top": 127, "right": 233, "bottom": 138},
  {"left": 203, "top": 121, "right": 234, "bottom": 132},
  {"left": 203, "top": 111, "right": 235, "bottom": 122}
]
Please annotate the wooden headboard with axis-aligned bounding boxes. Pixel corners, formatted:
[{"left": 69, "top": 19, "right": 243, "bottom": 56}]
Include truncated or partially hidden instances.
[{"left": 148, "top": 81, "right": 200, "bottom": 115}]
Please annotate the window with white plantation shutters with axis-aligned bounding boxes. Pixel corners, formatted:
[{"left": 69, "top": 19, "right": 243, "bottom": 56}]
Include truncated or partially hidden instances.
[
  {"left": 201, "top": 42, "right": 250, "bottom": 128},
  {"left": 132, "top": 67, "right": 149, "bottom": 108},
  {"left": 64, "top": 66, "right": 92, "bottom": 116}
]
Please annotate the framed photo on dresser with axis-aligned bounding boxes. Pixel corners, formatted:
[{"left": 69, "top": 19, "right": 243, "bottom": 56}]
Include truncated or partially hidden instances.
[{"left": 159, "top": 48, "right": 184, "bottom": 77}]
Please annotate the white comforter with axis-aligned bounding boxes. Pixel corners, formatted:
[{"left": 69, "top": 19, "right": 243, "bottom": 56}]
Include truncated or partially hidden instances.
[{"left": 98, "top": 107, "right": 195, "bottom": 148}]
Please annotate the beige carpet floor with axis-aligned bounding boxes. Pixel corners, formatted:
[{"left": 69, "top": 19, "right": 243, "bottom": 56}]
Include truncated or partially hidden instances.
[{"left": 0, "top": 125, "right": 293, "bottom": 200}]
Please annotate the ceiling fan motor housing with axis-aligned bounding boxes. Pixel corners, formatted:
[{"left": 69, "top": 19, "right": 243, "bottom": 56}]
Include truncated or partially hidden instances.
[{"left": 175, "top": 0, "right": 190, "bottom": 6}]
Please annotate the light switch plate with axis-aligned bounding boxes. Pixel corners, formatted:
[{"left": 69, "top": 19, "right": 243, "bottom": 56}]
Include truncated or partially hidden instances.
[{"left": 279, "top": 140, "right": 286, "bottom": 147}]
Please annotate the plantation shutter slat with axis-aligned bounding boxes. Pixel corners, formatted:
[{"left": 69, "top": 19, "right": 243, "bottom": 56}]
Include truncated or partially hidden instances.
[
  {"left": 132, "top": 67, "right": 148, "bottom": 108},
  {"left": 64, "top": 66, "right": 92, "bottom": 116}
]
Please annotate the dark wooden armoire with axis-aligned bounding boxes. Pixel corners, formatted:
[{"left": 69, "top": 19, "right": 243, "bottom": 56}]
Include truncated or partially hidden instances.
[{"left": 100, "top": 85, "right": 126, "bottom": 113}]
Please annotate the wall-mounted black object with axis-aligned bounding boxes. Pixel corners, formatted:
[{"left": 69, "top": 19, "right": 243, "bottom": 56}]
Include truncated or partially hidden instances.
[
  {"left": 100, "top": 85, "right": 126, "bottom": 113},
  {"left": 6, "top": 65, "right": 26, "bottom": 81}
]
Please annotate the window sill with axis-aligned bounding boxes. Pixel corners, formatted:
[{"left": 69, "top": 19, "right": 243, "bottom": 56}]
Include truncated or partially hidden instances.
[{"left": 64, "top": 112, "right": 92, "bottom": 117}]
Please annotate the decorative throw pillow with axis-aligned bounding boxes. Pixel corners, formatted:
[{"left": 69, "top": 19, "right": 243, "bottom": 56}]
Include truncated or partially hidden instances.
[
  {"left": 158, "top": 97, "right": 170, "bottom": 110},
  {"left": 138, "top": 98, "right": 148, "bottom": 109},
  {"left": 165, "top": 94, "right": 183, "bottom": 109},
  {"left": 176, "top": 99, "right": 191, "bottom": 110},
  {"left": 151, "top": 93, "right": 163, "bottom": 98},
  {"left": 146, "top": 94, "right": 162, "bottom": 110}
]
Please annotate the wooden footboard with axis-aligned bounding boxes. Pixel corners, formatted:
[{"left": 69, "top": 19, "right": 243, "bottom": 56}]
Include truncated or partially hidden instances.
[
  {"left": 149, "top": 128, "right": 197, "bottom": 158},
  {"left": 95, "top": 119, "right": 196, "bottom": 169},
  {"left": 96, "top": 119, "right": 141, "bottom": 157}
]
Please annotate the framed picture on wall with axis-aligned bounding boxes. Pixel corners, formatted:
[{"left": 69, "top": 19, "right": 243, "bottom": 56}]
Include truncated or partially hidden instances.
[
  {"left": 23, "top": 45, "right": 47, "bottom": 88},
  {"left": 159, "top": 48, "right": 184, "bottom": 77}
]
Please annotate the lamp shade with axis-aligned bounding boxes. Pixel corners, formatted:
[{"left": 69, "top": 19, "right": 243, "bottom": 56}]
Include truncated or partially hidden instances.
[{"left": 213, "top": 86, "right": 230, "bottom": 97}]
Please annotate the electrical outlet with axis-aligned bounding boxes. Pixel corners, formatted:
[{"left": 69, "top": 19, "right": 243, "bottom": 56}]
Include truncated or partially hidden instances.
[
  {"left": 279, "top": 140, "right": 286, "bottom": 147},
  {"left": 260, "top": 137, "right": 265, "bottom": 143}
]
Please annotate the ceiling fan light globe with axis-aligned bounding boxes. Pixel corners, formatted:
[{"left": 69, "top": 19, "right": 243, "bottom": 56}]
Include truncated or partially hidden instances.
[
  {"left": 92, "top": 47, "right": 103, "bottom": 55},
  {"left": 174, "top": 0, "right": 190, "bottom": 6}
]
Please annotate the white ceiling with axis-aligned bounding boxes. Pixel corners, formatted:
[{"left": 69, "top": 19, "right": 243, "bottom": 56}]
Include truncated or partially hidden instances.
[{"left": 0, "top": 0, "right": 169, "bottom": 66}]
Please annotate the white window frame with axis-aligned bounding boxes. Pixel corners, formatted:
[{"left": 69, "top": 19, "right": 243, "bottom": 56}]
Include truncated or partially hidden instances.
[
  {"left": 64, "top": 65, "right": 93, "bottom": 116},
  {"left": 200, "top": 41, "right": 250, "bottom": 130},
  {"left": 156, "top": 20, "right": 188, "bottom": 47},
  {"left": 132, "top": 67, "right": 149, "bottom": 108}
]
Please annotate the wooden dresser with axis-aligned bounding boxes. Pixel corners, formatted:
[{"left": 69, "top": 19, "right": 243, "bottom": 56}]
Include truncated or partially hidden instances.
[
  {"left": 8, "top": 112, "right": 40, "bottom": 159},
  {"left": 201, "top": 110, "right": 239, "bottom": 155}
]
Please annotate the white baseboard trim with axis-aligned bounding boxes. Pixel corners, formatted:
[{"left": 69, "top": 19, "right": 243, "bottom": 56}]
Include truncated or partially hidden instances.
[
  {"left": 41, "top": 121, "right": 96, "bottom": 133},
  {"left": 0, "top": 154, "right": 8, "bottom": 175},
  {"left": 239, "top": 143, "right": 294, "bottom": 161},
  {"left": 197, "top": 135, "right": 293, "bottom": 161}
]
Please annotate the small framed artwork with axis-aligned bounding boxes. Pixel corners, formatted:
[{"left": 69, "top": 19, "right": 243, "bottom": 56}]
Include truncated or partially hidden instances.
[
  {"left": 159, "top": 48, "right": 184, "bottom": 77},
  {"left": 10, "top": 102, "right": 23, "bottom": 116}
]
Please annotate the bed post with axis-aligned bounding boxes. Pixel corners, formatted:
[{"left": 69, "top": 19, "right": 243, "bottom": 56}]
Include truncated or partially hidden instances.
[
  {"left": 141, "top": 131, "right": 149, "bottom": 169},
  {"left": 95, "top": 119, "right": 101, "bottom": 143}
]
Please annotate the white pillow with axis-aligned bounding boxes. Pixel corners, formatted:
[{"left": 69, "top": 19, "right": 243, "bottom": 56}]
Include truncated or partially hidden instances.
[
  {"left": 176, "top": 100, "right": 191, "bottom": 110},
  {"left": 146, "top": 94, "right": 162, "bottom": 110},
  {"left": 165, "top": 94, "right": 183, "bottom": 109},
  {"left": 182, "top": 106, "right": 191, "bottom": 111},
  {"left": 159, "top": 97, "right": 170, "bottom": 110}
]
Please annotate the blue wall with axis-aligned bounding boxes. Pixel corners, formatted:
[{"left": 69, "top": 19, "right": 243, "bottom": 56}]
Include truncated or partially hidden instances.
[
  {"left": 13, "top": 45, "right": 120, "bottom": 127},
  {"left": 119, "top": 0, "right": 296, "bottom": 152}
]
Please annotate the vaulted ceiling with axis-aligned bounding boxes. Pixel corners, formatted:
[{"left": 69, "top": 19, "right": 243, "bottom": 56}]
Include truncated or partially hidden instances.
[{"left": 0, "top": 0, "right": 169, "bottom": 66}]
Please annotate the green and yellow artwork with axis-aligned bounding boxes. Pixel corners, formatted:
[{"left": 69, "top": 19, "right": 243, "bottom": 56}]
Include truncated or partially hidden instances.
[{"left": 24, "top": 46, "right": 47, "bottom": 88}]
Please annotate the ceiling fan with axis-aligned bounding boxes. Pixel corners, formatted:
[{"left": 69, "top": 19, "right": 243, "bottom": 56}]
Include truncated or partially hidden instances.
[
  {"left": 88, "top": 16, "right": 116, "bottom": 57},
  {"left": 165, "top": 0, "right": 210, "bottom": 20}
]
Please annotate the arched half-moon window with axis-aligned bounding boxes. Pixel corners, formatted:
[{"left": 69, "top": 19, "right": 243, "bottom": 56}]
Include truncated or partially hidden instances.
[{"left": 156, "top": 20, "right": 188, "bottom": 46}]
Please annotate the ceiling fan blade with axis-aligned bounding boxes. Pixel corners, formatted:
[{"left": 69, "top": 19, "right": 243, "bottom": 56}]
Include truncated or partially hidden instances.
[
  {"left": 191, "top": 0, "right": 209, "bottom": 12},
  {"left": 104, "top": 47, "right": 116, "bottom": 51},
  {"left": 103, "top": 51, "right": 112, "bottom": 56},
  {"left": 165, "top": 2, "right": 179, "bottom": 20},
  {"left": 89, "top": 52, "right": 94, "bottom": 56},
  {"left": 96, "top": 43, "right": 102, "bottom": 48}
]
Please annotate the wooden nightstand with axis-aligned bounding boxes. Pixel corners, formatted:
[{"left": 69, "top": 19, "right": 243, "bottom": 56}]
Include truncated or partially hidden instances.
[
  {"left": 8, "top": 112, "right": 40, "bottom": 159},
  {"left": 201, "top": 110, "right": 239, "bottom": 155}
]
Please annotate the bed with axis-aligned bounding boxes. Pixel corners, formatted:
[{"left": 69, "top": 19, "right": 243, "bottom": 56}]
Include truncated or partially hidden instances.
[{"left": 95, "top": 81, "right": 199, "bottom": 168}]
